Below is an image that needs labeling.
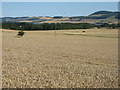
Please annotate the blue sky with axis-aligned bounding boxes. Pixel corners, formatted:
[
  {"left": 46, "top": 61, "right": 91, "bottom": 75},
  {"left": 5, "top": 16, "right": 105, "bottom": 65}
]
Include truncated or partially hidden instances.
[
  {"left": 2, "top": 0, "right": 119, "bottom": 2},
  {"left": 2, "top": 2, "right": 118, "bottom": 17}
]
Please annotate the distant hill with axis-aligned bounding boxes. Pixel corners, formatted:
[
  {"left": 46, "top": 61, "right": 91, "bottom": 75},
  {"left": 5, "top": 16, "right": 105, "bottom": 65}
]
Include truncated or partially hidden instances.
[
  {"left": 70, "top": 11, "right": 119, "bottom": 23},
  {"left": 1, "top": 11, "right": 119, "bottom": 24},
  {"left": 90, "top": 11, "right": 119, "bottom": 19},
  {"left": 90, "top": 11, "right": 115, "bottom": 15}
]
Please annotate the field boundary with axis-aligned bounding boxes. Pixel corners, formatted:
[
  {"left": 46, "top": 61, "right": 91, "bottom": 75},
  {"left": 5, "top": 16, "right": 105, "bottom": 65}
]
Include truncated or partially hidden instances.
[{"left": 64, "top": 33, "right": 120, "bottom": 38}]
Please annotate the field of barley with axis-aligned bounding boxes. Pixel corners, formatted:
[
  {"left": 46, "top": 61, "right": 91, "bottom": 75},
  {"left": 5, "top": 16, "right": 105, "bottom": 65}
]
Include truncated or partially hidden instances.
[{"left": 2, "top": 29, "right": 119, "bottom": 88}]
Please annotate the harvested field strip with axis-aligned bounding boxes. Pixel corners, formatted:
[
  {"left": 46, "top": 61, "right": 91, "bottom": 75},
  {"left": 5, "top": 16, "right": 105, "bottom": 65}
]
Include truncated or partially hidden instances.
[{"left": 64, "top": 33, "right": 119, "bottom": 38}]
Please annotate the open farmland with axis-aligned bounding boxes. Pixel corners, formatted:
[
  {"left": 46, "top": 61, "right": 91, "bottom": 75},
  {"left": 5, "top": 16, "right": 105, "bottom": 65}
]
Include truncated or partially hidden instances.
[{"left": 2, "top": 29, "right": 119, "bottom": 88}]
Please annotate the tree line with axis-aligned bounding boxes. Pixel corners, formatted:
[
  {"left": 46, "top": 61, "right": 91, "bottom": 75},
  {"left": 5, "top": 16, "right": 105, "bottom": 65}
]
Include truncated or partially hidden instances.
[
  {"left": 1, "top": 22, "right": 119, "bottom": 30},
  {"left": 97, "top": 23, "right": 120, "bottom": 29}
]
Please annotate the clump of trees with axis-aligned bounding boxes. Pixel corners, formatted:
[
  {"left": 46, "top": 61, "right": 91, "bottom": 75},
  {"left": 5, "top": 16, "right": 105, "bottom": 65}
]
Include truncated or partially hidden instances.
[
  {"left": 1, "top": 22, "right": 119, "bottom": 30},
  {"left": 17, "top": 31, "right": 25, "bottom": 37}
]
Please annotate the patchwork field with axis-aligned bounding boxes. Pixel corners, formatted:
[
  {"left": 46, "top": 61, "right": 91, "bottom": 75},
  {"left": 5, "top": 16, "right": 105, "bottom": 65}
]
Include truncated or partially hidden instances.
[{"left": 2, "top": 29, "right": 119, "bottom": 88}]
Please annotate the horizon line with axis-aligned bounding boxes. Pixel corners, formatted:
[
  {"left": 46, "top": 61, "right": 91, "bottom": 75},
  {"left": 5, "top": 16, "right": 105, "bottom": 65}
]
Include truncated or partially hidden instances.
[{"left": 1, "top": 10, "right": 119, "bottom": 18}]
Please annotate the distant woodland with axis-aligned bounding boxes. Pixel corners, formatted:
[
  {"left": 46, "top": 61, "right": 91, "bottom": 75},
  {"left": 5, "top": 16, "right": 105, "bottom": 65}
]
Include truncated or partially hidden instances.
[{"left": 1, "top": 22, "right": 120, "bottom": 30}]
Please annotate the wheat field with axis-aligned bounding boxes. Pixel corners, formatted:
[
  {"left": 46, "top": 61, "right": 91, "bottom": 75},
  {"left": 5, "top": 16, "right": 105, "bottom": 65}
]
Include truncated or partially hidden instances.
[{"left": 2, "top": 29, "right": 119, "bottom": 88}]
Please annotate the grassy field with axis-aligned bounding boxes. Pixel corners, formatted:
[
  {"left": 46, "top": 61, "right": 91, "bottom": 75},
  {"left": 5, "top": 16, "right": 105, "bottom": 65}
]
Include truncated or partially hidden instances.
[{"left": 2, "top": 29, "right": 118, "bottom": 88}]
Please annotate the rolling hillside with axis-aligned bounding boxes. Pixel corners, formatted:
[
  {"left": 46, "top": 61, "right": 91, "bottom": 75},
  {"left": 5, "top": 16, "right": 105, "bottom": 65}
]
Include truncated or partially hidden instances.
[{"left": 1, "top": 11, "right": 119, "bottom": 24}]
